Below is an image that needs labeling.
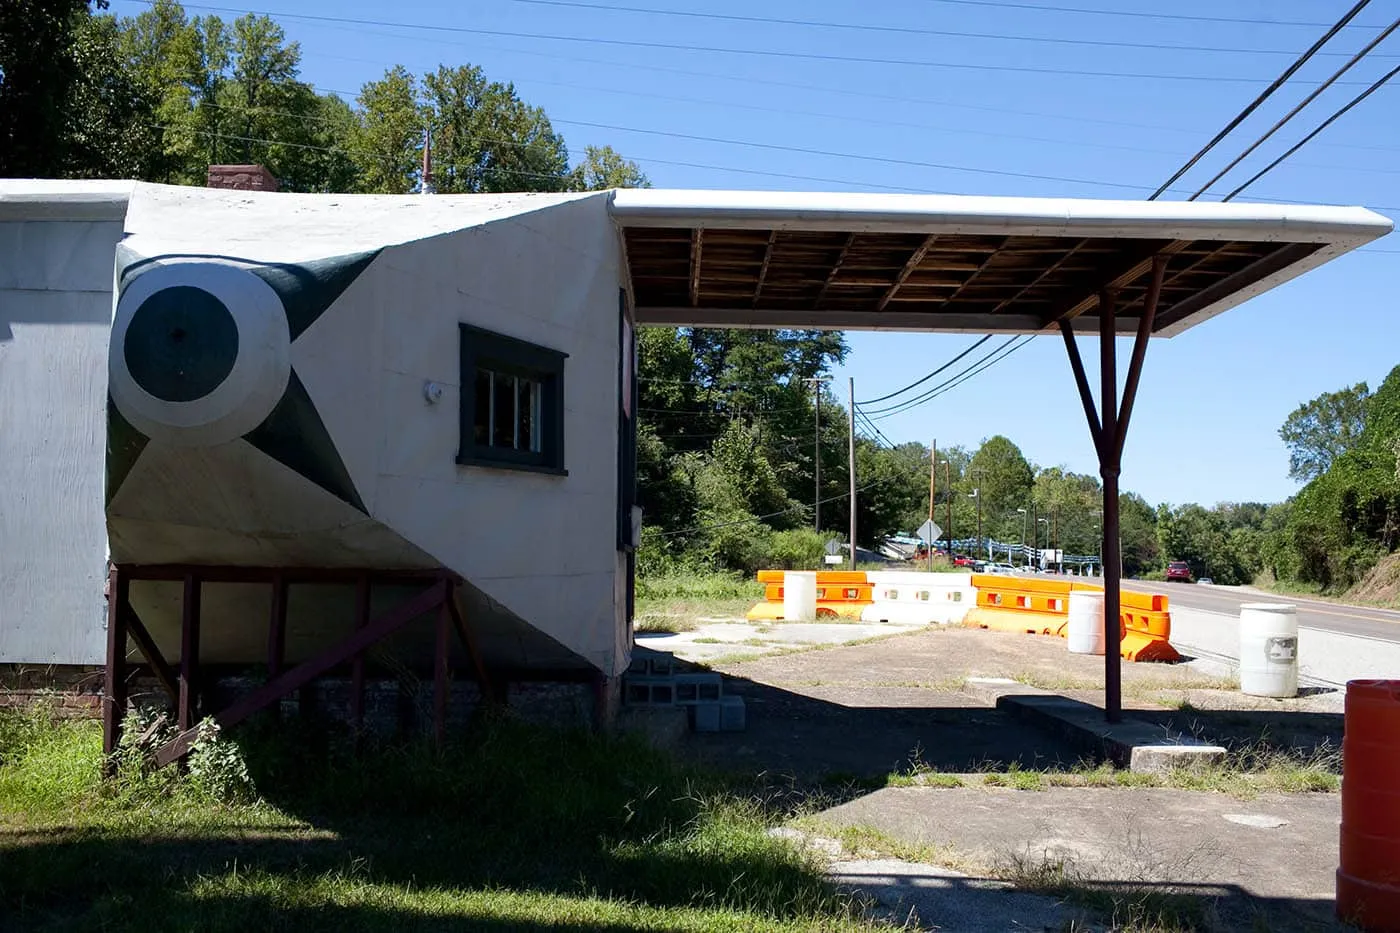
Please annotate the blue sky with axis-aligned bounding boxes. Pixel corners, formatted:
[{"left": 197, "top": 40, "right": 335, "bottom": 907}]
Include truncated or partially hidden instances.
[{"left": 112, "top": 0, "right": 1400, "bottom": 507}]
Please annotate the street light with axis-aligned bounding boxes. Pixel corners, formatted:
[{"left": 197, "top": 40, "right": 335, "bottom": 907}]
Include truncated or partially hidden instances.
[
  {"left": 1036, "top": 517, "right": 1049, "bottom": 571},
  {"left": 1016, "top": 507, "right": 1027, "bottom": 568},
  {"left": 968, "top": 488, "right": 982, "bottom": 560}
]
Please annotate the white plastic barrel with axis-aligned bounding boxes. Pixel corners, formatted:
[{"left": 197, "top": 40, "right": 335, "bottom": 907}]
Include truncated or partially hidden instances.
[
  {"left": 783, "top": 571, "right": 818, "bottom": 622},
  {"left": 1239, "top": 603, "right": 1299, "bottom": 698},
  {"left": 1067, "top": 590, "right": 1106, "bottom": 655}
]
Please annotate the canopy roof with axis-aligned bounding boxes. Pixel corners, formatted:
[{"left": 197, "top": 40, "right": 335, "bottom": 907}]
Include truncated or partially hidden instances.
[{"left": 610, "top": 189, "right": 1392, "bottom": 337}]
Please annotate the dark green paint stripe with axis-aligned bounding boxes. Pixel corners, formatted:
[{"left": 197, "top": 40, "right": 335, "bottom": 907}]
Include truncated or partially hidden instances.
[
  {"left": 244, "top": 370, "right": 366, "bottom": 513},
  {"left": 106, "top": 396, "right": 149, "bottom": 506},
  {"left": 251, "top": 250, "right": 380, "bottom": 341}
]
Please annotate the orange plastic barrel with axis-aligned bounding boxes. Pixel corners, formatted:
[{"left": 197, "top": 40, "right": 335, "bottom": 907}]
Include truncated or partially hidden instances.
[{"left": 1338, "top": 679, "right": 1400, "bottom": 931}]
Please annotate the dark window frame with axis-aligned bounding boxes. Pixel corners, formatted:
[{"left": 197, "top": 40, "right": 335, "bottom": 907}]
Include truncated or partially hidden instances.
[{"left": 457, "top": 322, "right": 567, "bottom": 475}]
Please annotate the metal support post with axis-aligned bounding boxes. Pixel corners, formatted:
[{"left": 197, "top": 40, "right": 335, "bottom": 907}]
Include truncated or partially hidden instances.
[
  {"left": 102, "top": 565, "right": 129, "bottom": 774},
  {"left": 178, "top": 573, "right": 201, "bottom": 733}
]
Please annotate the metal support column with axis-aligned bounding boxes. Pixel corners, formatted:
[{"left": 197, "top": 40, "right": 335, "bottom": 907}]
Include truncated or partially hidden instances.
[
  {"left": 102, "top": 565, "right": 128, "bottom": 774},
  {"left": 178, "top": 573, "right": 201, "bottom": 733},
  {"left": 1059, "top": 254, "right": 1167, "bottom": 723}
]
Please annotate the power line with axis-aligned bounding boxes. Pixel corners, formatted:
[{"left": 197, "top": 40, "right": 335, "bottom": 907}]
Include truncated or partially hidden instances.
[
  {"left": 916, "top": 0, "right": 1379, "bottom": 29},
  {"left": 860, "top": 335, "right": 1023, "bottom": 418},
  {"left": 1223, "top": 61, "right": 1400, "bottom": 201},
  {"left": 147, "top": 3, "right": 1385, "bottom": 87},
  {"left": 501, "top": 0, "right": 1400, "bottom": 59},
  {"left": 1189, "top": 17, "right": 1400, "bottom": 200},
  {"left": 1148, "top": 0, "right": 1375, "bottom": 200},
  {"left": 862, "top": 336, "right": 1037, "bottom": 422},
  {"left": 855, "top": 336, "right": 995, "bottom": 406}
]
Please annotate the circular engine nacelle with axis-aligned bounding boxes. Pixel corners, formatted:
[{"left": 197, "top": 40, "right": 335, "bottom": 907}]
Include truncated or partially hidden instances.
[{"left": 110, "top": 259, "right": 291, "bottom": 447}]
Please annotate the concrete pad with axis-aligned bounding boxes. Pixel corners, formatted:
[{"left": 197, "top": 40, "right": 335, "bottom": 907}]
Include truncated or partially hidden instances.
[
  {"left": 828, "top": 858, "right": 1083, "bottom": 932},
  {"left": 994, "top": 692, "right": 1226, "bottom": 773},
  {"left": 820, "top": 786, "right": 1343, "bottom": 932},
  {"left": 637, "top": 619, "right": 925, "bottom": 664}
]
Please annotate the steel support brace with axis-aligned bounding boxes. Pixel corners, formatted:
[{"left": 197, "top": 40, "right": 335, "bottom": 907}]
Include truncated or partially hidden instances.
[
  {"left": 102, "top": 566, "right": 129, "bottom": 774},
  {"left": 178, "top": 574, "right": 202, "bottom": 732},
  {"left": 1059, "top": 255, "right": 1167, "bottom": 723}
]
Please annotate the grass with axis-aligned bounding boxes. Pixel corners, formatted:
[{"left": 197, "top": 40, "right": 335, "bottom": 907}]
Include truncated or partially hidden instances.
[
  {"left": 634, "top": 571, "right": 764, "bottom": 634},
  {"left": 0, "top": 702, "right": 890, "bottom": 932}
]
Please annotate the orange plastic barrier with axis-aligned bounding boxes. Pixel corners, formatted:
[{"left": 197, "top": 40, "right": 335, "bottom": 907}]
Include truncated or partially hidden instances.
[
  {"left": 1338, "top": 679, "right": 1400, "bottom": 932},
  {"left": 746, "top": 571, "right": 873, "bottom": 621},
  {"left": 964, "top": 576, "right": 1178, "bottom": 662}
]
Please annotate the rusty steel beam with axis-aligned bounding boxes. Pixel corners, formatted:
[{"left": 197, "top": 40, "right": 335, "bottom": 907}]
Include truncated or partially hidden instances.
[
  {"left": 446, "top": 583, "right": 496, "bottom": 703},
  {"left": 1059, "top": 321, "right": 1104, "bottom": 458},
  {"left": 102, "top": 566, "right": 129, "bottom": 773},
  {"left": 1042, "top": 240, "right": 1187, "bottom": 326},
  {"left": 1097, "top": 289, "right": 1124, "bottom": 723},
  {"left": 876, "top": 233, "right": 937, "bottom": 311},
  {"left": 435, "top": 586, "right": 451, "bottom": 747},
  {"left": 119, "top": 564, "right": 450, "bottom": 585},
  {"left": 154, "top": 580, "right": 448, "bottom": 767},
  {"left": 122, "top": 604, "right": 178, "bottom": 704},
  {"left": 351, "top": 574, "right": 370, "bottom": 736},
  {"left": 1114, "top": 255, "right": 1168, "bottom": 461},
  {"left": 267, "top": 574, "right": 287, "bottom": 680},
  {"left": 178, "top": 573, "right": 201, "bottom": 733}
]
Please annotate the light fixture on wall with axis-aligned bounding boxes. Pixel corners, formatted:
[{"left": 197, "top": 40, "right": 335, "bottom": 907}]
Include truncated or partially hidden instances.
[{"left": 423, "top": 381, "right": 443, "bottom": 404}]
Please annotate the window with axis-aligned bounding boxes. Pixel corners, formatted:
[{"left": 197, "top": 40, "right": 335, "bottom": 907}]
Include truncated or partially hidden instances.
[{"left": 458, "top": 323, "right": 566, "bottom": 474}]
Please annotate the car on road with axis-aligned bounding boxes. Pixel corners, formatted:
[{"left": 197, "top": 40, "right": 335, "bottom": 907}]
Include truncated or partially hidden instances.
[
  {"left": 1166, "top": 560, "right": 1193, "bottom": 583},
  {"left": 1197, "top": 577, "right": 1214, "bottom": 585},
  {"left": 953, "top": 555, "right": 975, "bottom": 568},
  {"left": 985, "top": 562, "right": 1016, "bottom": 574}
]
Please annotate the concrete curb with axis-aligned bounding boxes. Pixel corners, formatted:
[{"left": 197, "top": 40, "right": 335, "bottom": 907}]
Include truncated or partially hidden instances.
[{"left": 963, "top": 678, "right": 1226, "bottom": 773}]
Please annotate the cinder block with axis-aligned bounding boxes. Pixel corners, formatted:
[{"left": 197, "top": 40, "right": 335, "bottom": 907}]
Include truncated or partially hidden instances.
[
  {"left": 672, "top": 673, "right": 723, "bottom": 704},
  {"left": 720, "top": 695, "right": 746, "bottom": 732},
  {"left": 691, "top": 701, "right": 722, "bottom": 733},
  {"left": 1129, "top": 744, "right": 1227, "bottom": 774}
]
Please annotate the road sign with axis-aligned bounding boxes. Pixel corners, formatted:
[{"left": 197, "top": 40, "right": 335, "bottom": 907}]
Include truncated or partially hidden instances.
[
  {"left": 824, "top": 539, "right": 843, "bottom": 556},
  {"left": 916, "top": 519, "right": 942, "bottom": 544}
]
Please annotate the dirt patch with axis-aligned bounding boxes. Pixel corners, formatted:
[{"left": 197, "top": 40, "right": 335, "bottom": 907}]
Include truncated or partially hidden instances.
[{"left": 1346, "top": 552, "right": 1400, "bottom": 608}]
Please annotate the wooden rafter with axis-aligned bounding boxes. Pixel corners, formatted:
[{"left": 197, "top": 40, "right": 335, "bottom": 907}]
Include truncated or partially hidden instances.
[
  {"left": 1042, "top": 239, "right": 1190, "bottom": 326},
  {"left": 941, "top": 236, "right": 1009, "bottom": 306},
  {"left": 751, "top": 231, "right": 777, "bottom": 307},
  {"left": 815, "top": 233, "right": 858, "bottom": 306},
  {"left": 989, "top": 238, "right": 1090, "bottom": 315},
  {"left": 877, "top": 234, "right": 937, "bottom": 311},
  {"left": 689, "top": 228, "right": 704, "bottom": 307}
]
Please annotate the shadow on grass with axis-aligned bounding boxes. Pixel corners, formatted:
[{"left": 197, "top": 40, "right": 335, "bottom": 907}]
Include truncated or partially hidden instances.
[{"left": 1, "top": 712, "right": 856, "bottom": 932}]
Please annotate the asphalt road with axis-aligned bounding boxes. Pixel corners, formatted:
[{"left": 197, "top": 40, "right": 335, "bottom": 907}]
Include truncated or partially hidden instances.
[{"left": 1121, "top": 578, "right": 1400, "bottom": 644}]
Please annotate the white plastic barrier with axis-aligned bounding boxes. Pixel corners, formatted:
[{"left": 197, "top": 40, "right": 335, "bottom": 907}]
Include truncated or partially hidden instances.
[
  {"left": 782, "top": 571, "right": 818, "bottom": 622},
  {"left": 1067, "top": 590, "right": 1106, "bottom": 655},
  {"left": 1239, "top": 603, "right": 1299, "bottom": 698},
  {"left": 860, "top": 572, "right": 975, "bottom": 625}
]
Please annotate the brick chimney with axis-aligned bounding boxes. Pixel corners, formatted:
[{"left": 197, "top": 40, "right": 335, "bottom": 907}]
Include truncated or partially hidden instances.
[{"left": 206, "top": 164, "right": 278, "bottom": 192}]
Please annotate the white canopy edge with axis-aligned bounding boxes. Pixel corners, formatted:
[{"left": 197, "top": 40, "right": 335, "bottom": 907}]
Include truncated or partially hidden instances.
[
  {"left": 609, "top": 189, "right": 1393, "bottom": 337},
  {"left": 0, "top": 179, "right": 136, "bottom": 222},
  {"left": 607, "top": 188, "right": 1393, "bottom": 244}
]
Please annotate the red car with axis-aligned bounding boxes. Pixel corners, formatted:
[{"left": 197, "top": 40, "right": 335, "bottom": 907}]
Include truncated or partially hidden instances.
[
  {"left": 953, "top": 555, "right": 975, "bottom": 568},
  {"left": 1166, "top": 560, "right": 1193, "bottom": 583}
]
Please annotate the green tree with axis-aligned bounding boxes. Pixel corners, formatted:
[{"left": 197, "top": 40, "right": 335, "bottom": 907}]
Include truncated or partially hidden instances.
[
  {"left": 568, "top": 144, "right": 650, "bottom": 190},
  {"left": 60, "top": 12, "right": 168, "bottom": 179},
  {"left": 0, "top": 0, "right": 98, "bottom": 175},
  {"left": 966, "top": 436, "right": 1035, "bottom": 546},
  {"left": 1119, "top": 492, "right": 1159, "bottom": 577},
  {"left": 1279, "top": 382, "right": 1370, "bottom": 483},
  {"left": 350, "top": 65, "right": 421, "bottom": 194},
  {"left": 421, "top": 64, "right": 568, "bottom": 193}
]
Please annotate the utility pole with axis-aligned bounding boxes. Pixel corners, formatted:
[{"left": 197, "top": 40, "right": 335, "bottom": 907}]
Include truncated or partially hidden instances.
[
  {"left": 1017, "top": 507, "right": 1027, "bottom": 568},
  {"left": 1052, "top": 504, "right": 1059, "bottom": 571},
  {"left": 847, "top": 377, "right": 857, "bottom": 570},
  {"left": 804, "top": 376, "right": 832, "bottom": 531},
  {"left": 420, "top": 128, "right": 434, "bottom": 194},
  {"left": 941, "top": 460, "right": 952, "bottom": 556},
  {"left": 969, "top": 467, "right": 986, "bottom": 560},
  {"left": 927, "top": 439, "right": 937, "bottom": 571}
]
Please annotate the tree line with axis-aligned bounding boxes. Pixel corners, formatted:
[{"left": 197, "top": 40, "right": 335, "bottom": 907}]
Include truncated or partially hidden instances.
[
  {"left": 0, "top": 0, "right": 648, "bottom": 193},
  {"left": 637, "top": 326, "right": 1400, "bottom": 598}
]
